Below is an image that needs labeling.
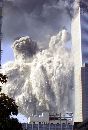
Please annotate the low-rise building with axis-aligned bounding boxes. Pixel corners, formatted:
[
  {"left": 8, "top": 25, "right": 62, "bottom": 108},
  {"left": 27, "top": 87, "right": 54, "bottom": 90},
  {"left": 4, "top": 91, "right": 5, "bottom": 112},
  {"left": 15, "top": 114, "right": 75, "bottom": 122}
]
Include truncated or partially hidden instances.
[{"left": 22, "top": 112, "right": 73, "bottom": 130}]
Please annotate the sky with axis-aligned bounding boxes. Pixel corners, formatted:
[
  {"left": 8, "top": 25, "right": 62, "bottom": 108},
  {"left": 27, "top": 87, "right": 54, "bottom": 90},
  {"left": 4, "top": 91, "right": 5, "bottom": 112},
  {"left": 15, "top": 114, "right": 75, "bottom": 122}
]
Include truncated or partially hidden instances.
[{"left": 2, "top": 41, "right": 14, "bottom": 64}]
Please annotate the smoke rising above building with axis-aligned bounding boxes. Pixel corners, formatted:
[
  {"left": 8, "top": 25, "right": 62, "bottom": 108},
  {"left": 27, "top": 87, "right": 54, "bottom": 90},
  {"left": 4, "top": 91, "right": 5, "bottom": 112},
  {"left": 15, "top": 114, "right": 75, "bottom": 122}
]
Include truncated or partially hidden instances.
[
  {"left": 2, "top": 29, "right": 74, "bottom": 117},
  {"left": 12, "top": 36, "right": 38, "bottom": 61},
  {"left": 2, "top": 0, "right": 74, "bottom": 47}
]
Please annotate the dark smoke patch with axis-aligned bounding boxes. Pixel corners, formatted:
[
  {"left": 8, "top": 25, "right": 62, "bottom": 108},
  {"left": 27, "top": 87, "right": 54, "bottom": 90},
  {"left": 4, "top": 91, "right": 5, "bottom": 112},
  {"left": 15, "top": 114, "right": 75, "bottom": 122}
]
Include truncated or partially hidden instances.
[
  {"left": 12, "top": 36, "right": 38, "bottom": 61},
  {"left": 80, "top": 0, "right": 88, "bottom": 13}
]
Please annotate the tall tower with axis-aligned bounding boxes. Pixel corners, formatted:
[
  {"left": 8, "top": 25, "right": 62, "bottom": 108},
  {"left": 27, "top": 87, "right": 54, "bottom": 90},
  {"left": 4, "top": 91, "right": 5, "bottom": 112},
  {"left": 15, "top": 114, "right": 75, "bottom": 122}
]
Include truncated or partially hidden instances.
[
  {"left": 71, "top": 0, "right": 88, "bottom": 122},
  {"left": 0, "top": 0, "right": 3, "bottom": 68},
  {"left": 81, "top": 63, "right": 88, "bottom": 121}
]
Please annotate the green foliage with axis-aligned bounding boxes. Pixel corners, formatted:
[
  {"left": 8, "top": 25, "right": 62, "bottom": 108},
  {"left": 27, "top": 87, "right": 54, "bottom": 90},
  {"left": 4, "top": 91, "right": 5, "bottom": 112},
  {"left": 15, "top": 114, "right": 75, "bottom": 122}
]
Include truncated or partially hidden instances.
[
  {"left": 0, "top": 93, "right": 18, "bottom": 118},
  {"left": 0, "top": 73, "right": 8, "bottom": 84},
  {"left": 0, "top": 73, "right": 23, "bottom": 130}
]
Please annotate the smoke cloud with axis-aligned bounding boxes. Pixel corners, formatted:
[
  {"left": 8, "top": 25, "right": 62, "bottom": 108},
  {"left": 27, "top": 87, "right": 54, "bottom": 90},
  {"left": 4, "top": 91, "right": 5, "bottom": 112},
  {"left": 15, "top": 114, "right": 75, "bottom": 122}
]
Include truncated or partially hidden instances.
[
  {"left": 3, "top": 0, "right": 88, "bottom": 46},
  {"left": 2, "top": 0, "right": 74, "bottom": 47},
  {"left": 2, "top": 29, "right": 74, "bottom": 117},
  {"left": 12, "top": 36, "right": 38, "bottom": 61}
]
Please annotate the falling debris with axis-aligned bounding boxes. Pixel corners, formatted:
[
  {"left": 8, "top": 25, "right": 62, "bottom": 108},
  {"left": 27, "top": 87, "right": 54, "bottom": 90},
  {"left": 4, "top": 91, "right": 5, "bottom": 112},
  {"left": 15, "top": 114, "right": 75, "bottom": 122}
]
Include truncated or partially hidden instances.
[{"left": 2, "top": 29, "right": 74, "bottom": 117}]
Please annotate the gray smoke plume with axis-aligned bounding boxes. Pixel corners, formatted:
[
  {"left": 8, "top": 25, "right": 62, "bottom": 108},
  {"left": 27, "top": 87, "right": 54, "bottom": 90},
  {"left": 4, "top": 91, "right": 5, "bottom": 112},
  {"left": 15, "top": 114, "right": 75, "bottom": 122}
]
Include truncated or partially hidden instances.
[
  {"left": 2, "top": 29, "right": 74, "bottom": 117},
  {"left": 3, "top": 0, "right": 88, "bottom": 46},
  {"left": 12, "top": 36, "right": 38, "bottom": 61},
  {"left": 2, "top": 0, "right": 74, "bottom": 47}
]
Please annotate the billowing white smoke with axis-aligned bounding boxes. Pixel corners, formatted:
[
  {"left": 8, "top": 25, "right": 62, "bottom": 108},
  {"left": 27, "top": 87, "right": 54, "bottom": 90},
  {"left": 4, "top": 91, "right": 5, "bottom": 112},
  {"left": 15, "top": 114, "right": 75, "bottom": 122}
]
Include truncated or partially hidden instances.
[{"left": 2, "top": 29, "right": 74, "bottom": 117}]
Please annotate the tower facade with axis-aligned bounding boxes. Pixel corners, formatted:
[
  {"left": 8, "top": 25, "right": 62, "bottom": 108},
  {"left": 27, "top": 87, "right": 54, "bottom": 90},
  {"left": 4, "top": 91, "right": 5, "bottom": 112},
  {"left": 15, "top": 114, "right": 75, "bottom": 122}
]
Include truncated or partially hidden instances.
[
  {"left": 81, "top": 63, "right": 88, "bottom": 121},
  {"left": 71, "top": 0, "right": 88, "bottom": 122},
  {"left": 0, "top": 0, "right": 3, "bottom": 68}
]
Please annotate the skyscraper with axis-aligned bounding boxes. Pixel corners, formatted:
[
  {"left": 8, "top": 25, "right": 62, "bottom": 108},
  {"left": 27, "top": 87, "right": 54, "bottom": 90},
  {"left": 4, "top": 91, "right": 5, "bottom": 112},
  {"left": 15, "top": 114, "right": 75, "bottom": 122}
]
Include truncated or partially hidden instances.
[
  {"left": 71, "top": 0, "right": 88, "bottom": 122},
  {"left": 81, "top": 63, "right": 88, "bottom": 121},
  {"left": 0, "top": 0, "right": 3, "bottom": 68}
]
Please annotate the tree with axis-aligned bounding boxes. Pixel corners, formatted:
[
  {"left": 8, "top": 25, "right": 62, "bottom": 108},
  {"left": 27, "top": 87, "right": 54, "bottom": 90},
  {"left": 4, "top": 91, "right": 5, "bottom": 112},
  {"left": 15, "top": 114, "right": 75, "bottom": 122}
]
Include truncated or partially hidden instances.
[
  {"left": 0, "top": 118, "right": 23, "bottom": 130},
  {"left": 0, "top": 73, "right": 8, "bottom": 84},
  {"left": 0, "top": 73, "right": 23, "bottom": 130},
  {"left": 0, "top": 93, "right": 18, "bottom": 118}
]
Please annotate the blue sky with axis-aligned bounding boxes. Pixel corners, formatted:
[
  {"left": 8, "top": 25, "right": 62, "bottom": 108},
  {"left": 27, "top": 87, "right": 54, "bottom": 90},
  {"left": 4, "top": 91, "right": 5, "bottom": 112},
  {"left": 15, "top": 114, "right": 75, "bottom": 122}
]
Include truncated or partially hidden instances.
[{"left": 2, "top": 42, "right": 14, "bottom": 64}]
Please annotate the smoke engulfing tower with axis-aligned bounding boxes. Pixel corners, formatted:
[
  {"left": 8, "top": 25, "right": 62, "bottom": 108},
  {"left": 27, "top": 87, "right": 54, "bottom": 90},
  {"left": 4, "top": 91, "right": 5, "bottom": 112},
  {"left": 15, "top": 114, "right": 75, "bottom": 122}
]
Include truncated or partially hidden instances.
[
  {"left": 71, "top": 0, "right": 88, "bottom": 122},
  {"left": 0, "top": 0, "right": 3, "bottom": 68}
]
